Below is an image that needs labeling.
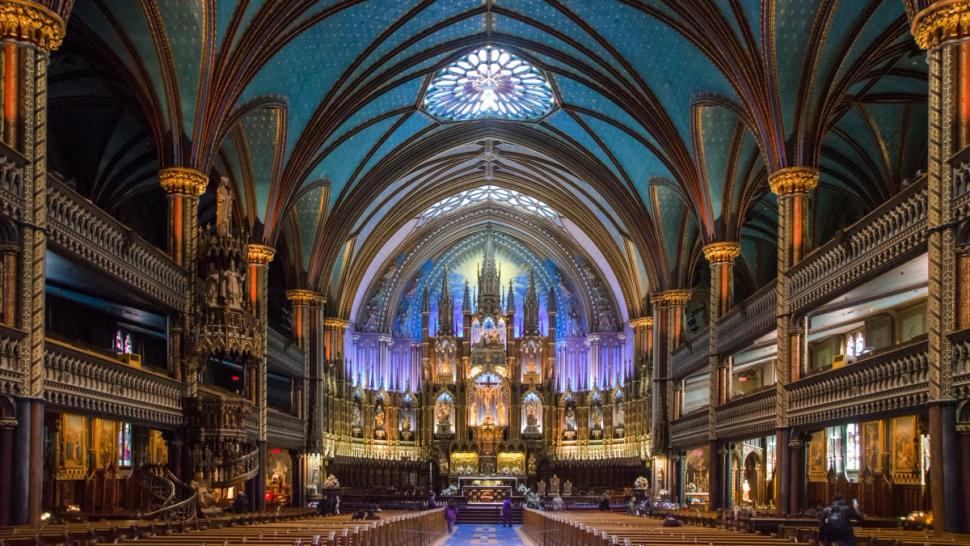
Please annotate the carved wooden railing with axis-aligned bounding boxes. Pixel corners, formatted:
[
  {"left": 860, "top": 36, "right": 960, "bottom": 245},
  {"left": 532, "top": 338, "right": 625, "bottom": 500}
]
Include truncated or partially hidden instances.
[
  {"left": 211, "top": 448, "right": 260, "bottom": 487},
  {"left": 268, "top": 408, "right": 306, "bottom": 449},
  {"left": 716, "top": 281, "right": 777, "bottom": 355},
  {"left": 185, "top": 387, "right": 259, "bottom": 440},
  {"left": 671, "top": 328, "right": 709, "bottom": 379},
  {"left": 44, "top": 338, "right": 184, "bottom": 425},
  {"left": 787, "top": 178, "right": 928, "bottom": 315},
  {"left": 669, "top": 408, "right": 708, "bottom": 448},
  {"left": 0, "top": 145, "right": 25, "bottom": 220},
  {"left": 949, "top": 328, "right": 970, "bottom": 399},
  {"left": 948, "top": 145, "right": 970, "bottom": 219},
  {"left": 0, "top": 324, "right": 24, "bottom": 395},
  {"left": 787, "top": 339, "right": 928, "bottom": 427},
  {"left": 714, "top": 387, "right": 775, "bottom": 440},
  {"left": 46, "top": 177, "right": 187, "bottom": 311}
]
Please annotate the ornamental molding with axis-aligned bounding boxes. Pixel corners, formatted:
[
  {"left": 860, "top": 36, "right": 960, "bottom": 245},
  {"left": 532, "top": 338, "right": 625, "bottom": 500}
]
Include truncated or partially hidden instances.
[
  {"left": 0, "top": 0, "right": 65, "bottom": 50},
  {"left": 246, "top": 243, "right": 275, "bottom": 265},
  {"left": 324, "top": 318, "right": 350, "bottom": 329},
  {"left": 702, "top": 241, "right": 741, "bottom": 264},
  {"left": 768, "top": 166, "right": 819, "bottom": 196},
  {"left": 911, "top": 0, "right": 970, "bottom": 49},
  {"left": 287, "top": 289, "right": 325, "bottom": 305},
  {"left": 159, "top": 167, "right": 208, "bottom": 197},
  {"left": 650, "top": 289, "right": 690, "bottom": 307}
]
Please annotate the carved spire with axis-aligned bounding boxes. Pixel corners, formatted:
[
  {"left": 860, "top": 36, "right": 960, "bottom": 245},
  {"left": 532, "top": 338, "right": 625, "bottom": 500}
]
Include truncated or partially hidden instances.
[
  {"left": 507, "top": 278, "right": 516, "bottom": 315},
  {"left": 523, "top": 270, "right": 539, "bottom": 336},
  {"left": 463, "top": 280, "right": 471, "bottom": 314},
  {"left": 477, "top": 224, "right": 502, "bottom": 315},
  {"left": 438, "top": 268, "right": 454, "bottom": 336}
]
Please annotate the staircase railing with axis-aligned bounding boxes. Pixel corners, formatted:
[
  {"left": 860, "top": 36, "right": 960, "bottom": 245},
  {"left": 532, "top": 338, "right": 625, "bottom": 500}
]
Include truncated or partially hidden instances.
[
  {"left": 138, "top": 465, "right": 176, "bottom": 509},
  {"left": 139, "top": 492, "right": 198, "bottom": 522},
  {"left": 211, "top": 449, "right": 260, "bottom": 488}
]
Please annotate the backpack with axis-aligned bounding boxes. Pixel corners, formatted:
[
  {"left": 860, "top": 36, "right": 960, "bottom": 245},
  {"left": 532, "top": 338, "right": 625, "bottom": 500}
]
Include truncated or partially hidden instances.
[{"left": 822, "top": 503, "right": 851, "bottom": 537}]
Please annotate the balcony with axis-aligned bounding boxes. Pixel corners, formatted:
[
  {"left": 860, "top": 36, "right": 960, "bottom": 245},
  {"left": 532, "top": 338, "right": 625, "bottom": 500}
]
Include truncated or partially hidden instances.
[
  {"left": 670, "top": 328, "right": 709, "bottom": 380},
  {"left": 717, "top": 281, "right": 777, "bottom": 355},
  {"left": 787, "top": 339, "right": 928, "bottom": 428},
  {"left": 44, "top": 337, "right": 184, "bottom": 425},
  {"left": 268, "top": 408, "right": 305, "bottom": 450},
  {"left": 787, "top": 178, "right": 928, "bottom": 315},
  {"left": 953, "top": 328, "right": 970, "bottom": 399},
  {"left": 669, "top": 408, "right": 709, "bottom": 448},
  {"left": 47, "top": 176, "right": 188, "bottom": 311},
  {"left": 714, "top": 387, "right": 775, "bottom": 440},
  {"left": 0, "top": 324, "right": 24, "bottom": 396}
]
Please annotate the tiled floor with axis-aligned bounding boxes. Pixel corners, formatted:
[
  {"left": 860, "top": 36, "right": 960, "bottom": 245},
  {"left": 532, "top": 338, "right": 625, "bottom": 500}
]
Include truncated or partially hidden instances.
[{"left": 443, "top": 524, "right": 525, "bottom": 545}]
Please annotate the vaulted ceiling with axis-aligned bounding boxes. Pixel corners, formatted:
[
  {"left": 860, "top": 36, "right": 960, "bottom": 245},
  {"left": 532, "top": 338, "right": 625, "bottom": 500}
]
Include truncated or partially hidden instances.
[{"left": 47, "top": 0, "right": 928, "bottom": 321}]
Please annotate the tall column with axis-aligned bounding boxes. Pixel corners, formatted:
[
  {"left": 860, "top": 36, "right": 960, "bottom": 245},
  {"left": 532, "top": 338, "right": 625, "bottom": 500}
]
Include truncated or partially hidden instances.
[
  {"left": 286, "top": 289, "right": 324, "bottom": 507},
  {"left": 323, "top": 318, "right": 348, "bottom": 450},
  {"left": 0, "top": 1, "right": 65, "bottom": 525},
  {"left": 630, "top": 317, "right": 653, "bottom": 460},
  {"left": 650, "top": 289, "right": 689, "bottom": 499},
  {"left": 160, "top": 167, "right": 207, "bottom": 382},
  {"left": 768, "top": 167, "right": 817, "bottom": 515},
  {"left": 703, "top": 242, "right": 740, "bottom": 510},
  {"left": 908, "top": 2, "right": 969, "bottom": 533},
  {"left": 246, "top": 243, "right": 274, "bottom": 511},
  {"left": 0, "top": 409, "right": 14, "bottom": 525}
]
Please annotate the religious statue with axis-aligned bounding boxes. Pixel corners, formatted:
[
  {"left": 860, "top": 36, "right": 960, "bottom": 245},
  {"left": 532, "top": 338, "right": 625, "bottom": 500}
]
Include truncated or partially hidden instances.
[
  {"left": 222, "top": 258, "right": 243, "bottom": 309},
  {"left": 435, "top": 396, "right": 453, "bottom": 433},
  {"left": 205, "top": 263, "right": 220, "bottom": 306},
  {"left": 215, "top": 177, "right": 233, "bottom": 237},
  {"left": 591, "top": 403, "right": 604, "bottom": 430},
  {"left": 615, "top": 403, "right": 625, "bottom": 426},
  {"left": 374, "top": 405, "right": 385, "bottom": 438},
  {"left": 563, "top": 480, "right": 573, "bottom": 497},
  {"left": 568, "top": 303, "right": 582, "bottom": 337},
  {"left": 549, "top": 474, "right": 561, "bottom": 495},
  {"left": 741, "top": 479, "right": 751, "bottom": 503},
  {"left": 351, "top": 403, "right": 362, "bottom": 430},
  {"left": 564, "top": 404, "right": 577, "bottom": 437}
]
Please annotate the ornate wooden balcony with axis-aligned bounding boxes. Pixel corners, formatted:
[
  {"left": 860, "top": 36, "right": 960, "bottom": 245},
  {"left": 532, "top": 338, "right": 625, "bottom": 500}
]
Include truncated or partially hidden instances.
[
  {"left": 787, "top": 178, "right": 928, "bottom": 315},
  {"left": 714, "top": 387, "right": 775, "bottom": 440},
  {"left": 44, "top": 337, "right": 184, "bottom": 425},
  {"left": 0, "top": 145, "right": 25, "bottom": 220},
  {"left": 716, "top": 281, "right": 777, "bottom": 355},
  {"left": 267, "top": 408, "right": 306, "bottom": 450},
  {"left": 669, "top": 408, "right": 708, "bottom": 448},
  {"left": 47, "top": 176, "right": 188, "bottom": 311},
  {"left": 948, "top": 328, "right": 970, "bottom": 399},
  {"left": 184, "top": 386, "right": 258, "bottom": 442},
  {"left": 670, "top": 328, "right": 709, "bottom": 380},
  {"left": 787, "top": 339, "right": 928, "bottom": 428},
  {"left": 0, "top": 324, "right": 23, "bottom": 396}
]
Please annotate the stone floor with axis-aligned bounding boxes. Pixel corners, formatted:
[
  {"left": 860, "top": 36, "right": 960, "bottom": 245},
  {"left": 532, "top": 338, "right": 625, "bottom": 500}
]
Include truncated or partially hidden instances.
[{"left": 442, "top": 524, "right": 526, "bottom": 545}]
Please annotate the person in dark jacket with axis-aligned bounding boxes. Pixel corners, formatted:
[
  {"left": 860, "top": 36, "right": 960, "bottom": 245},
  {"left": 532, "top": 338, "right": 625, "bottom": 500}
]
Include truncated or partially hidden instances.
[
  {"left": 232, "top": 491, "right": 250, "bottom": 513},
  {"left": 598, "top": 494, "right": 611, "bottom": 511},
  {"left": 819, "top": 493, "right": 865, "bottom": 546},
  {"left": 316, "top": 496, "right": 332, "bottom": 516}
]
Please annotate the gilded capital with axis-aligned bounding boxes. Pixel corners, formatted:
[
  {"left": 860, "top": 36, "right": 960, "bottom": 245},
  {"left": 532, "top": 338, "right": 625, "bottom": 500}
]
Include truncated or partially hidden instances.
[
  {"left": 286, "top": 289, "right": 325, "bottom": 306},
  {"left": 246, "top": 244, "right": 275, "bottom": 265},
  {"left": 910, "top": 0, "right": 970, "bottom": 49},
  {"left": 702, "top": 241, "right": 741, "bottom": 264},
  {"left": 650, "top": 289, "right": 691, "bottom": 307},
  {"left": 629, "top": 316, "right": 654, "bottom": 329},
  {"left": 768, "top": 166, "right": 818, "bottom": 196},
  {"left": 323, "top": 317, "right": 350, "bottom": 329},
  {"left": 0, "top": 0, "right": 65, "bottom": 50},
  {"left": 159, "top": 167, "right": 208, "bottom": 197}
]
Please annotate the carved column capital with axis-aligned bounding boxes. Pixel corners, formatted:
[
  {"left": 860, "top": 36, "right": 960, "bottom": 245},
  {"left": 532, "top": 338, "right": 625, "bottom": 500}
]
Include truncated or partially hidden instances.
[
  {"left": 245, "top": 243, "right": 275, "bottom": 265},
  {"left": 0, "top": 0, "right": 65, "bottom": 50},
  {"left": 702, "top": 241, "right": 741, "bottom": 264},
  {"left": 768, "top": 166, "right": 819, "bottom": 196},
  {"left": 650, "top": 289, "right": 691, "bottom": 308},
  {"left": 629, "top": 316, "right": 653, "bottom": 330},
  {"left": 324, "top": 317, "right": 350, "bottom": 330},
  {"left": 159, "top": 167, "right": 208, "bottom": 197},
  {"left": 286, "top": 289, "right": 325, "bottom": 306},
  {"left": 910, "top": 0, "right": 970, "bottom": 50}
]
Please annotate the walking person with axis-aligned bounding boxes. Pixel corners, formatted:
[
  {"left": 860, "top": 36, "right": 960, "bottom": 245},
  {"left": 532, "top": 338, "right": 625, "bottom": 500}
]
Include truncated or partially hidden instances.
[
  {"left": 819, "top": 493, "right": 865, "bottom": 546},
  {"left": 501, "top": 496, "right": 513, "bottom": 527},
  {"left": 444, "top": 502, "right": 458, "bottom": 534}
]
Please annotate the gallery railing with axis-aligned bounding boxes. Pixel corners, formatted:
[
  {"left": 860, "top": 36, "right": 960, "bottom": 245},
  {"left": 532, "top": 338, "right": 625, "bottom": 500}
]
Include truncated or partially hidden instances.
[
  {"left": 714, "top": 387, "right": 775, "bottom": 440},
  {"left": 267, "top": 408, "right": 306, "bottom": 449},
  {"left": 44, "top": 337, "right": 184, "bottom": 425},
  {"left": 669, "top": 408, "right": 709, "bottom": 448},
  {"left": 0, "top": 324, "right": 24, "bottom": 396},
  {"left": 787, "top": 339, "right": 929, "bottom": 427},
  {"left": 670, "top": 328, "right": 709, "bottom": 380},
  {"left": 716, "top": 281, "right": 777, "bottom": 356}
]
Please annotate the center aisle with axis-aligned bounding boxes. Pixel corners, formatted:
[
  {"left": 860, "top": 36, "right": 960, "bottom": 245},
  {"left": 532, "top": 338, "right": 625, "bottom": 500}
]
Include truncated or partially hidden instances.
[{"left": 443, "top": 524, "right": 526, "bottom": 545}]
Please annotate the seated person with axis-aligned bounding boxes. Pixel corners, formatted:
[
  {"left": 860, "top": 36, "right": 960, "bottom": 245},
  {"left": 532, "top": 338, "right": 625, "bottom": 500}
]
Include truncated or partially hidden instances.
[{"left": 232, "top": 491, "right": 250, "bottom": 514}]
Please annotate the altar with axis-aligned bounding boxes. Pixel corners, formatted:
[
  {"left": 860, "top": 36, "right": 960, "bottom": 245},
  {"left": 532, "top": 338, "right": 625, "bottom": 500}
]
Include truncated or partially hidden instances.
[{"left": 458, "top": 476, "right": 521, "bottom": 504}]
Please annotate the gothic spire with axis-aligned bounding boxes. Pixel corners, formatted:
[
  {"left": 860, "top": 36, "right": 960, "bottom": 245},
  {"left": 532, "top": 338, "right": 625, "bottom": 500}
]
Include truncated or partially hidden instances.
[
  {"left": 524, "top": 270, "right": 539, "bottom": 336},
  {"left": 463, "top": 280, "right": 471, "bottom": 314},
  {"left": 438, "top": 268, "right": 453, "bottom": 336}
]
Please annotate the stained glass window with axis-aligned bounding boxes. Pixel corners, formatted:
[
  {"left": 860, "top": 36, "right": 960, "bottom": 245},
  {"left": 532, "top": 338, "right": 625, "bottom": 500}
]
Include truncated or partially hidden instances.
[
  {"left": 419, "top": 185, "right": 561, "bottom": 225},
  {"left": 425, "top": 46, "right": 555, "bottom": 121},
  {"left": 117, "top": 422, "right": 132, "bottom": 467},
  {"left": 846, "top": 423, "right": 860, "bottom": 472}
]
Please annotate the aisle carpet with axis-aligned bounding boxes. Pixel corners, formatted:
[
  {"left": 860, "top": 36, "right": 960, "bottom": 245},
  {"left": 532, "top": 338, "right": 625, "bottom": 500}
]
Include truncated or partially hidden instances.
[{"left": 442, "top": 524, "right": 526, "bottom": 545}]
